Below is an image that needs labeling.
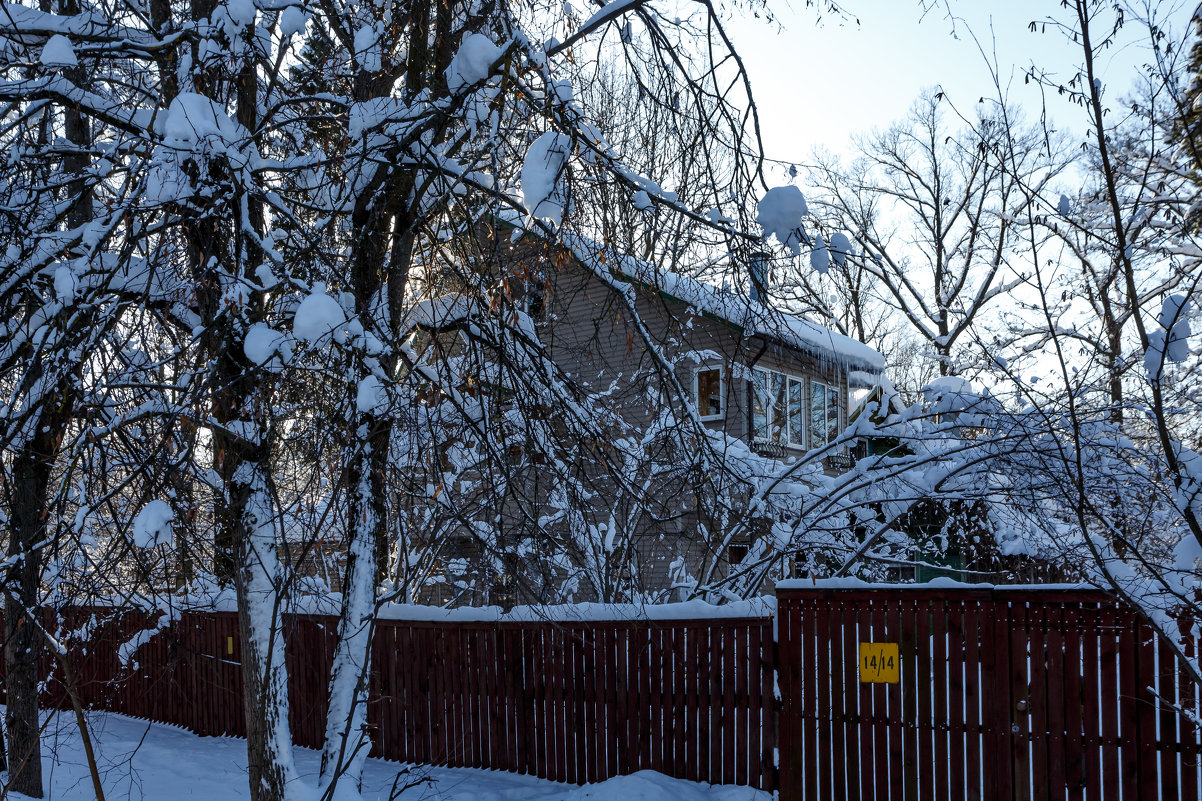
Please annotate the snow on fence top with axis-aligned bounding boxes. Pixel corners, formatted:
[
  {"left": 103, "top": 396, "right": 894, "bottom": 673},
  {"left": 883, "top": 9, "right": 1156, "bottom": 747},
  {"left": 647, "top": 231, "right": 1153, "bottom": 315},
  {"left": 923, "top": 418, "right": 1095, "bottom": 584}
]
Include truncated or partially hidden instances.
[
  {"left": 371, "top": 597, "right": 776, "bottom": 623},
  {"left": 80, "top": 594, "right": 776, "bottom": 622}
]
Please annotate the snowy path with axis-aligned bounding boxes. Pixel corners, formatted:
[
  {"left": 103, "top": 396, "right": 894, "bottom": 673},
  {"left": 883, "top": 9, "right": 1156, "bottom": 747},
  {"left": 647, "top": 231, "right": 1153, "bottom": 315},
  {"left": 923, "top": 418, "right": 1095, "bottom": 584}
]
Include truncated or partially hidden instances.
[{"left": 6, "top": 709, "right": 770, "bottom": 801}]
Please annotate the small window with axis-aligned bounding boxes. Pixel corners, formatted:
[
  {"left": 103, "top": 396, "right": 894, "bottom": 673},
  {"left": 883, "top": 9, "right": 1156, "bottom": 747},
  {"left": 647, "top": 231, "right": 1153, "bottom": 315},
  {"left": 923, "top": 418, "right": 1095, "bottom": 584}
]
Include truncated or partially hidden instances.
[
  {"left": 727, "top": 543, "right": 749, "bottom": 567},
  {"left": 695, "top": 366, "right": 724, "bottom": 420},
  {"left": 810, "top": 380, "right": 840, "bottom": 446}
]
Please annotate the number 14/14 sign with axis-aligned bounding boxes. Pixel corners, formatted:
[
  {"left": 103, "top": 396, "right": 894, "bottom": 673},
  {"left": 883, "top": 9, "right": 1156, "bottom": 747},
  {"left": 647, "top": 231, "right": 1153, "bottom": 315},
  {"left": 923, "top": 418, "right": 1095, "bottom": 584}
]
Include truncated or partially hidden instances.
[{"left": 859, "top": 642, "right": 899, "bottom": 683}]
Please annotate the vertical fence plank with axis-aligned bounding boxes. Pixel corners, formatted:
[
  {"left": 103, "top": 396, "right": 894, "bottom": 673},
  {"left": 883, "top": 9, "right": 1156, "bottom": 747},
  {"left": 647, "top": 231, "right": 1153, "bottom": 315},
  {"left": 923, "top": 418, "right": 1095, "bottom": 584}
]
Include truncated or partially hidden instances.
[
  {"left": 1030, "top": 602, "right": 1051, "bottom": 801},
  {"left": 598, "top": 626, "right": 612, "bottom": 779},
  {"left": 619, "top": 626, "right": 636, "bottom": 777},
  {"left": 639, "top": 625, "right": 652, "bottom": 780},
  {"left": 1081, "top": 604, "right": 1103, "bottom": 801},
  {"left": 840, "top": 601, "right": 860, "bottom": 801},
  {"left": 397, "top": 625, "right": 413, "bottom": 764},
  {"left": 687, "top": 625, "right": 703, "bottom": 784},
  {"left": 1044, "top": 603, "right": 1066, "bottom": 800},
  {"left": 932, "top": 599, "right": 949, "bottom": 801},
  {"left": 902, "top": 596, "right": 920, "bottom": 800},
  {"left": 916, "top": 598, "right": 934, "bottom": 801},
  {"left": 554, "top": 624, "right": 565, "bottom": 781},
  {"left": 948, "top": 600, "right": 968, "bottom": 801},
  {"left": 451, "top": 626, "right": 466, "bottom": 767},
  {"left": 670, "top": 625, "right": 684, "bottom": 782},
  {"left": 527, "top": 626, "right": 542, "bottom": 777},
  {"left": 761, "top": 618, "right": 777, "bottom": 792},
  {"left": 1014, "top": 598, "right": 1033, "bottom": 798},
  {"left": 745, "top": 623, "right": 760, "bottom": 789},
  {"left": 644, "top": 625, "right": 659, "bottom": 778},
  {"left": 856, "top": 603, "right": 875, "bottom": 801},
  {"left": 732, "top": 623, "right": 747, "bottom": 787},
  {"left": 693, "top": 624, "right": 711, "bottom": 786},
  {"left": 575, "top": 627, "right": 589, "bottom": 784},
  {"left": 988, "top": 597, "right": 1014, "bottom": 801},
  {"left": 1179, "top": 605, "right": 1201, "bottom": 801},
  {"left": 721, "top": 621, "right": 736, "bottom": 786},
  {"left": 817, "top": 598, "right": 834, "bottom": 801},
  {"left": 1063, "top": 605, "right": 1085, "bottom": 801},
  {"left": 1099, "top": 605, "right": 1121, "bottom": 801},
  {"left": 887, "top": 600, "right": 904, "bottom": 801},
  {"left": 593, "top": 626, "right": 607, "bottom": 782},
  {"left": 504, "top": 626, "right": 520, "bottom": 774},
  {"left": 1158, "top": 629, "right": 1181, "bottom": 801},
  {"left": 470, "top": 627, "right": 483, "bottom": 768},
  {"left": 802, "top": 598, "right": 819, "bottom": 801},
  {"left": 870, "top": 601, "right": 889, "bottom": 801},
  {"left": 1122, "top": 612, "right": 1147, "bottom": 800}
]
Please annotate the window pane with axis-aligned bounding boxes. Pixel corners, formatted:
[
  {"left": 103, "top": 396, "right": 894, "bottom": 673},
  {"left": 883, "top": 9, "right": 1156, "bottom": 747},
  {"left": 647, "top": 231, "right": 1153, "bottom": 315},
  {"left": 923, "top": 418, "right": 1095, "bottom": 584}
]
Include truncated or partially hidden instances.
[
  {"left": 826, "top": 387, "right": 840, "bottom": 444},
  {"left": 770, "top": 372, "right": 787, "bottom": 443},
  {"left": 697, "top": 368, "right": 722, "bottom": 417},
  {"left": 811, "top": 381, "right": 828, "bottom": 446},
  {"left": 752, "top": 371, "right": 768, "bottom": 438},
  {"left": 788, "top": 378, "right": 805, "bottom": 446}
]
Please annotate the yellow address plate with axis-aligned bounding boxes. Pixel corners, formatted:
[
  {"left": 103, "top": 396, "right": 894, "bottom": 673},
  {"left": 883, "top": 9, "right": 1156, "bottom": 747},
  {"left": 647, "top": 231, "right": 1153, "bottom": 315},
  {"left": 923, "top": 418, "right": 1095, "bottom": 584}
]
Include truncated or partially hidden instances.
[{"left": 859, "top": 642, "right": 899, "bottom": 683}]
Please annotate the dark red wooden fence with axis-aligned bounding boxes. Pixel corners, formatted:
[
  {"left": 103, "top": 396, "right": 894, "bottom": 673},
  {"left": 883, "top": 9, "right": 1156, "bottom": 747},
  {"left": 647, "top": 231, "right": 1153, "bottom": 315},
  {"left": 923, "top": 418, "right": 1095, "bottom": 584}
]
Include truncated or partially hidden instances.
[
  {"left": 0, "top": 609, "right": 777, "bottom": 790},
  {"left": 777, "top": 585, "right": 1202, "bottom": 800},
  {"left": 6, "top": 588, "right": 1202, "bottom": 798}
]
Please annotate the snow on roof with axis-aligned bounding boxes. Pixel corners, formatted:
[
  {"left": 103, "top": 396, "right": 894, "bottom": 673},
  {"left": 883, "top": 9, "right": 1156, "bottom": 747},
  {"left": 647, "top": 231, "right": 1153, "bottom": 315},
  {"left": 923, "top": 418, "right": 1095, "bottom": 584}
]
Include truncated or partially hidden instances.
[{"left": 558, "top": 231, "right": 886, "bottom": 372}]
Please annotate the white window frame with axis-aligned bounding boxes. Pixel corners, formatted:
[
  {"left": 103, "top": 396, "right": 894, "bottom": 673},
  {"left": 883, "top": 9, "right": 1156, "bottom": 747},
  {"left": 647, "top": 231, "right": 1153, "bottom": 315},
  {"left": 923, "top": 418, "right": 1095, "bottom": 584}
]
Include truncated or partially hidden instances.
[
  {"left": 751, "top": 367, "right": 807, "bottom": 448},
  {"left": 693, "top": 364, "right": 725, "bottom": 421}
]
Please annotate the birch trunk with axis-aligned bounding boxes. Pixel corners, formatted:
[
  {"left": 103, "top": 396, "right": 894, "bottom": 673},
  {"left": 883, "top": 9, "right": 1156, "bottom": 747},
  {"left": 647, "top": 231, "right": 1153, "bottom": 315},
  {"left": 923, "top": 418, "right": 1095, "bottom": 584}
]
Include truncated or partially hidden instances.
[
  {"left": 233, "top": 459, "right": 304, "bottom": 801},
  {"left": 318, "top": 435, "right": 384, "bottom": 792}
]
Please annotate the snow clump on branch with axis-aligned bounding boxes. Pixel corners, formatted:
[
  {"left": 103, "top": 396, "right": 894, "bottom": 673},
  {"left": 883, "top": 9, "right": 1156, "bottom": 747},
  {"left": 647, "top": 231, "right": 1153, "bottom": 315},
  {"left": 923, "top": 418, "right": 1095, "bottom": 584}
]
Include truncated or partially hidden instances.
[
  {"left": 755, "top": 185, "right": 808, "bottom": 256},
  {"left": 243, "top": 323, "right": 292, "bottom": 372},
  {"left": 829, "top": 232, "right": 852, "bottom": 266},
  {"left": 1145, "top": 294, "right": 1193, "bottom": 377},
  {"left": 132, "top": 500, "right": 174, "bottom": 548},
  {"left": 522, "top": 131, "right": 572, "bottom": 225},
  {"left": 293, "top": 290, "right": 348, "bottom": 345},
  {"left": 810, "top": 234, "right": 830, "bottom": 274},
  {"left": 446, "top": 33, "right": 504, "bottom": 91},
  {"left": 40, "top": 34, "right": 77, "bottom": 68}
]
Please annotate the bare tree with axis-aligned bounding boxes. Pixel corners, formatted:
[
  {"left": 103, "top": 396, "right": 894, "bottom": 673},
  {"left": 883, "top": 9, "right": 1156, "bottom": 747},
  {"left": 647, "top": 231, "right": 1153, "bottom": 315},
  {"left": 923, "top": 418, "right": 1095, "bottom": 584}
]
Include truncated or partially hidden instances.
[{"left": 807, "top": 90, "right": 1065, "bottom": 378}]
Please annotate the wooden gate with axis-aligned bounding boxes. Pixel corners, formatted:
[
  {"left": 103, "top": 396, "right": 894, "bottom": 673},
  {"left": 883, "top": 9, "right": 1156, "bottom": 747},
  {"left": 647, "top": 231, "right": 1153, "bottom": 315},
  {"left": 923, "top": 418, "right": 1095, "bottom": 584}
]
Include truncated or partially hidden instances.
[{"left": 777, "top": 585, "right": 1202, "bottom": 800}]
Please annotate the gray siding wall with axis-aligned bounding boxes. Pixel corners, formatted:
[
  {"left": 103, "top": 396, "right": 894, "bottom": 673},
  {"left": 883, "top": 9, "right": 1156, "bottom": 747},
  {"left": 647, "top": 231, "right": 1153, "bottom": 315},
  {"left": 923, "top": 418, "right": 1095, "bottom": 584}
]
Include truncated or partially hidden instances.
[{"left": 537, "top": 249, "right": 851, "bottom": 457}]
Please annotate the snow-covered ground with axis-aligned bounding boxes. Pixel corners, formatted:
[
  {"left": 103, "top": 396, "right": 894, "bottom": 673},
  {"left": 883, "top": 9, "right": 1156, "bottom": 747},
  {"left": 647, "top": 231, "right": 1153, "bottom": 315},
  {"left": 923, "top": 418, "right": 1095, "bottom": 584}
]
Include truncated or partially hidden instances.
[{"left": 7, "top": 709, "right": 770, "bottom": 801}]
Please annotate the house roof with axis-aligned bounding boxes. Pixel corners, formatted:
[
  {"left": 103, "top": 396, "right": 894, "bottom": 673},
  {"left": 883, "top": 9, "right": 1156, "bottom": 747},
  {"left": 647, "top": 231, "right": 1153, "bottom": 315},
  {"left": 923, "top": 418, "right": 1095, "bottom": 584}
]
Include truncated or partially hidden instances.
[
  {"left": 411, "top": 216, "right": 886, "bottom": 373},
  {"left": 557, "top": 231, "right": 886, "bottom": 373}
]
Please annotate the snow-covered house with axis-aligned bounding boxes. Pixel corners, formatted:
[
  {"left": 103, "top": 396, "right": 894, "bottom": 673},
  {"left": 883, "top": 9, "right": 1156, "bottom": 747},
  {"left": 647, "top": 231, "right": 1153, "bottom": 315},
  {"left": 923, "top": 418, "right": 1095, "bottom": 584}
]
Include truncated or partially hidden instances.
[{"left": 401, "top": 220, "right": 886, "bottom": 605}]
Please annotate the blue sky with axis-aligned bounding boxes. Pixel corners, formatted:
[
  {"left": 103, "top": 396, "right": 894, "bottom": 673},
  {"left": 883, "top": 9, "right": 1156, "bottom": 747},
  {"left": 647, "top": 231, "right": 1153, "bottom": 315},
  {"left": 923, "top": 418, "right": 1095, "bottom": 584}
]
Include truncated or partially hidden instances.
[{"left": 724, "top": 0, "right": 1196, "bottom": 173}]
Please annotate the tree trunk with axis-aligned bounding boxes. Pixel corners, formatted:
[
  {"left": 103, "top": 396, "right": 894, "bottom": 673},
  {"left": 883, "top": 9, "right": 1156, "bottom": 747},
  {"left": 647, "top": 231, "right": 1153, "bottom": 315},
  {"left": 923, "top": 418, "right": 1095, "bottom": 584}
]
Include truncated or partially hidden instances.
[
  {"left": 4, "top": 444, "right": 55, "bottom": 798},
  {"left": 233, "top": 457, "right": 302, "bottom": 801},
  {"left": 318, "top": 428, "right": 387, "bottom": 791}
]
